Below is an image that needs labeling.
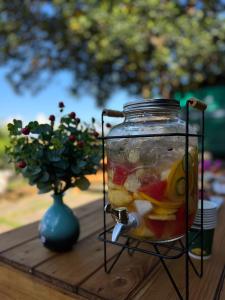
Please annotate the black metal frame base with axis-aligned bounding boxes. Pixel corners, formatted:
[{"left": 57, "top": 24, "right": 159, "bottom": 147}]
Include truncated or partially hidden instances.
[
  {"left": 98, "top": 226, "right": 203, "bottom": 300},
  {"left": 99, "top": 99, "right": 206, "bottom": 300}
]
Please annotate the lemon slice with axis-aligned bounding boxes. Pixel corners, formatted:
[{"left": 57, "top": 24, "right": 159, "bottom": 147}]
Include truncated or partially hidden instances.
[{"left": 108, "top": 189, "right": 133, "bottom": 206}]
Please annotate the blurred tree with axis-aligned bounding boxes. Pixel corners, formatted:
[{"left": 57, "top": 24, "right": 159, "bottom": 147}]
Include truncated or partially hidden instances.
[{"left": 0, "top": 0, "right": 224, "bottom": 105}]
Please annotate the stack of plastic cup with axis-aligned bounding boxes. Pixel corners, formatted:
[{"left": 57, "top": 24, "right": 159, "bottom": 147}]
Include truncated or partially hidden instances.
[{"left": 189, "top": 200, "right": 218, "bottom": 260}]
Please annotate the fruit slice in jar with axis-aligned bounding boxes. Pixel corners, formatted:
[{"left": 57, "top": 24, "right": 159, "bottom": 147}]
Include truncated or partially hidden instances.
[
  {"left": 131, "top": 223, "right": 154, "bottom": 238},
  {"left": 124, "top": 173, "right": 141, "bottom": 192},
  {"left": 176, "top": 177, "right": 185, "bottom": 196},
  {"left": 182, "top": 153, "right": 194, "bottom": 194},
  {"left": 138, "top": 192, "right": 183, "bottom": 209},
  {"left": 152, "top": 207, "right": 177, "bottom": 215},
  {"left": 145, "top": 219, "right": 166, "bottom": 239},
  {"left": 166, "top": 156, "right": 194, "bottom": 202},
  {"left": 147, "top": 214, "right": 176, "bottom": 221},
  {"left": 139, "top": 180, "right": 167, "bottom": 201},
  {"left": 111, "top": 165, "right": 130, "bottom": 186},
  {"left": 108, "top": 188, "right": 133, "bottom": 206}
]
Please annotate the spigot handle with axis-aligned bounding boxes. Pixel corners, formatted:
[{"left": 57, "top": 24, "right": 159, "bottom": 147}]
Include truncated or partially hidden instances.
[
  {"left": 104, "top": 204, "right": 129, "bottom": 224},
  {"left": 112, "top": 223, "right": 125, "bottom": 242}
]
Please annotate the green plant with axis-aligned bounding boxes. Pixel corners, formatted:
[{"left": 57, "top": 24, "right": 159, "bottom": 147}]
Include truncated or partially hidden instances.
[{"left": 6, "top": 102, "right": 101, "bottom": 195}]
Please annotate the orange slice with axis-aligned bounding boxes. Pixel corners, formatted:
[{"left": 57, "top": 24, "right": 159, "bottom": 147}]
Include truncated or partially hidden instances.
[
  {"left": 138, "top": 192, "right": 183, "bottom": 209},
  {"left": 148, "top": 214, "right": 176, "bottom": 221},
  {"left": 152, "top": 207, "right": 177, "bottom": 215}
]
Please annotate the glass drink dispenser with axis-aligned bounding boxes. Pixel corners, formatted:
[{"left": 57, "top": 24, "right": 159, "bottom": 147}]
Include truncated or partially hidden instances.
[{"left": 105, "top": 99, "right": 198, "bottom": 242}]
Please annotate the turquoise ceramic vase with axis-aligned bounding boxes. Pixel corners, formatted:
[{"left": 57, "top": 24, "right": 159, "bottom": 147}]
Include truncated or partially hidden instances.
[{"left": 39, "top": 194, "right": 80, "bottom": 252}]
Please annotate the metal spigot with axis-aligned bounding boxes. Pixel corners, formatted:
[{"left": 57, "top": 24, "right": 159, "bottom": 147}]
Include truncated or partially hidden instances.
[{"left": 105, "top": 204, "right": 139, "bottom": 242}]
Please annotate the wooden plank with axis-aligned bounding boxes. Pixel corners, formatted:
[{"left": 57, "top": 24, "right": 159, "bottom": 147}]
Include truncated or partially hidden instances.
[
  {"left": 0, "top": 199, "right": 102, "bottom": 254},
  {"left": 78, "top": 247, "right": 160, "bottom": 300},
  {"left": 0, "top": 201, "right": 109, "bottom": 271},
  {"left": 0, "top": 199, "right": 102, "bottom": 256},
  {"left": 214, "top": 265, "right": 225, "bottom": 300},
  {"left": 73, "top": 199, "right": 102, "bottom": 219},
  {"left": 219, "top": 277, "right": 225, "bottom": 300},
  {"left": 132, "top": 205, "right": 225, "bottom": 300},
  {"left": 34, "top": 233, "right": 119, "bottom": 292},
  {"left": 0, "top": 262, "right": 86, "bottom": 300},
  {"left": 0, "top": 222, "right": 38, "bottom": 253}
]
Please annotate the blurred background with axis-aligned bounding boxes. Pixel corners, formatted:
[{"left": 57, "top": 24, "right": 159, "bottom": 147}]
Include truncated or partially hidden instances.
[{"left": 0, "top": 0, "right": 225, "bottom": 233}]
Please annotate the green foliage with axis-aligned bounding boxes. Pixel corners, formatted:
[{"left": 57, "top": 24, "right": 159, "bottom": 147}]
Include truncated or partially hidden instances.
[
  {"left": 0, "top": 1, "right": 224, "bottom": 105},
  {"left": 6, "top": 104, "right": 101, "bottom": 195},
  {"left": 0, "top": 128, "right": 9, "bottom": 168}
]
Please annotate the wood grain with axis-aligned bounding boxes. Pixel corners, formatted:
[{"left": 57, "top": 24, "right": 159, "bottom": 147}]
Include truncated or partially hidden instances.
[
  {"left": 0, "top": 200, "right": 110, "bottom": 271},
  {"left": 79, "top": 246, "right": 159, "bottom": 300},
  {"left": 132, "top": 205, "right": 225, "bottom": 300},
  {"left": 35, "top": 233, "right": 118, "bottom": 290},
  {"left": 0, "top": 263, "right": 86, "bottom": 300},
  {"left": 0, "top": 199, "right": 224, "bottom": 300},
  {"left": 219, "top": 278, "right": 225, "bottom": 300},
  {"left": 0, "top": 222, "right": 38, "bottom": 253},
  {"left": 0, "top": 199, "right": 102, "bottom": 254}
]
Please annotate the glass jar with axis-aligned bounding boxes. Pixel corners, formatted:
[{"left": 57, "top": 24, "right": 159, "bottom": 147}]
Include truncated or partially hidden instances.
[{"left": 106, "top": 99, "right": 198, "bottom": 242}]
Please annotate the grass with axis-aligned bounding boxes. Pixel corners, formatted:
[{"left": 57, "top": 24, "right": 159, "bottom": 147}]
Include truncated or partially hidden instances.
[
  {"left": 0, "top": 217, "right": 21, "bottom": 228},
  {"left": 6, "top": 175, "right": 27, "bottom": 192},
  {"left": 0, "top": 127, "right": 9, "bottom": 168}
]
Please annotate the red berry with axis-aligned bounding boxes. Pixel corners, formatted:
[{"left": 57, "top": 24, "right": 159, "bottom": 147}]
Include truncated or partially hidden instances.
[
  {"left": 49, "top": 115, "right": 55, "bottom": 122},
  {"left": 58, "top": 101, "right": 65, "bottom": 108},
  {"left": 21, "top": 127, "right": 30, "bottom": 135},
  {"left": 76, "top": 118, "right": 80, "bottom": 124},
  {"left": 16, "top": 161, "right": 27, "bottom": 169},
  {"left": 69, "top": 135, "right": 76, "bottom": 142},
  {"left": 106, "top": 123, "right": 112, "bottom": 128},
  {"left": 77, "top": 141, "right": 84, "bottom": 148},
  {"left": 69, "top": 112, "right": 76, "bottom": 119},
  {"left": 93, "top": 131, "right": 99, "bottom": 138}
]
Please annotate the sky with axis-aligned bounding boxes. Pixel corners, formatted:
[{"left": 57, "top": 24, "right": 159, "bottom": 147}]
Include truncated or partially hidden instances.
[{"left": 0, "top": 69, "right": 129, "bottom": 127}]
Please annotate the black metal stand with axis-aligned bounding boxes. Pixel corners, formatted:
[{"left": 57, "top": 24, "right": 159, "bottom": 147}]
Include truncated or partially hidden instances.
[{"left": 98, "top": 99, "right": 206, "bottom": 300}]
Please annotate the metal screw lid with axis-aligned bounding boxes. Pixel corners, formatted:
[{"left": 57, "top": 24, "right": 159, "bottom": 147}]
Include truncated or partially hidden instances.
[{"left": 123, "top": 98, "right": 180, "bottom": 113}]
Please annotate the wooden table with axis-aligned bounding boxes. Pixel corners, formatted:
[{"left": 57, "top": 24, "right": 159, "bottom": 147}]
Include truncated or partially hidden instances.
[{"left": 0, "top": 199, "right": 224, "bottom": 300}]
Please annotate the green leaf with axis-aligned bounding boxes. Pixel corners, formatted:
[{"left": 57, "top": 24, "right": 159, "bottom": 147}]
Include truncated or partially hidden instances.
[
  {"left": 29, "top": 175, "right": 40, "bottom": 186},
  {"left": 7, "top": 123, "right": 20, "bottom": 136},
  {"left": 31, "top": 124, "right": 52, "bottom": 134},
  {"left": 71, "top": 165, "right": 80, "bottom": 174},
  {"left": 38, "top": 172, "right": 50, "bottom": 183},
  {"left": 78, "top": 160, "right": 87, "bottom": 168},
  {"left": 75, "top": 176, "right": 90, "bottom": 190},
  {"left": 28, "top": 121, "right": 39, "bottom": 133},
  {"left": 47, "top": 149, "right": 64, "bottom": 162},
  {"left": 37, "top": 182, "right": 52, "bottom": 194},
  {"left": 47, "top": 153, "right": 61, "bottom": 162},
  {"left": 13, "top": 119, "right": 22, "bottom": 128},
  {"left": 53, "top": 160, "right": 69, "bottom": 170},
  {"left": 31, "top": 166, "right": 42, "bottom": 176}
]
